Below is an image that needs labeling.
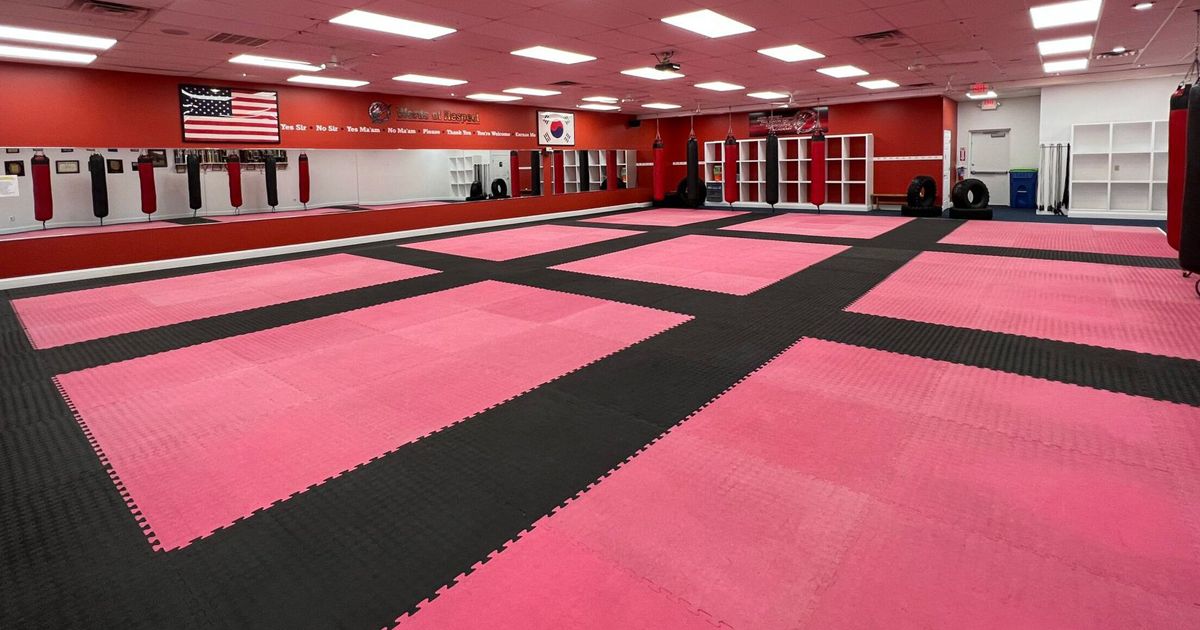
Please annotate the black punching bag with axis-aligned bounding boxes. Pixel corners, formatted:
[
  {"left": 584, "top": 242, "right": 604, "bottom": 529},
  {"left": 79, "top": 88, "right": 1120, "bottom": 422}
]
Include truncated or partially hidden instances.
[
  {"left": 530, "top": 150, "right": 542, "bottom": 195},
  {"left": 88, "top": 153, "right": 109, "bottom": 223},
  {"left": 186, "top": 153, "right": 202, "bottom": 216},
  {"left": 685, "top": 134, "right": 702, "bottom": 208},
  {"left": 578, "top": 150, "right": 590, "bottom": 192},
  {"left": 765, "top": 131, "right": 780, "bottom": 208},
  {"left": 265, "top": 155, "right": 279, "bottom": 210},
  {"left": 1182, "top": 86, "right": 1200, "bottom": 274}
]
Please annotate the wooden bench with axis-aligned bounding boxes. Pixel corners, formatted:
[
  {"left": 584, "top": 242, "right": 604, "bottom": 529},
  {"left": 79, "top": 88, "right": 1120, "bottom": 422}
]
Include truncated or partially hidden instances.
[{"left": 870, "top": 193, "right": 908, "bottom": 209}]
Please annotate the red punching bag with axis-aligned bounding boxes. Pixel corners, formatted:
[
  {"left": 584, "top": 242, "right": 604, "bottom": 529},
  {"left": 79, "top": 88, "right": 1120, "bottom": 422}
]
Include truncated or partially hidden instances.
[
  {"left": 809, "top": 133, "right": 827, "bottom": 210},
  {"left": 227, "top": 154, "right": 243, "bottom": 212},
  {"left": 509, "top": 150, "right": 521, "bottom": 198},
  {"left": 652, "top": 136, "right": 666, "bottom": 201},
  {"left": 553, "top": 150, "right": 565, "bottom": 195},
  {"left": 1169, "top": 84, "right": 1190, "bottom": 251},
  {"left": 723, "top": 134, "right": 738, "bottom": 205},
  {"left": 31, "top": 153, "right": 53, "bottom": 227},
  {"left": 606, "top": 150, "right": 619, "bottom": 190},
  {"left": 137, "top": 154, "right": 157, "bottom": 217},
  {"left": 298, "top": 153, "right": 311, "bottom": 209}
]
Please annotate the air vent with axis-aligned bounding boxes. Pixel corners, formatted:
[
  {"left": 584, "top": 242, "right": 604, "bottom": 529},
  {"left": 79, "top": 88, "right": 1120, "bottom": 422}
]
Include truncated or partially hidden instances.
[
  {"left": 550, "top": 80, "right": 581, "bottom": 86},
  {"left": 906, "top": 82, "right": 936, "bottom": 88},
  {"left": 853, "top": 30, "right": 904, "bottom": 44},
  {"left": 207, "top": 32, "right": 270, "bottom": 47},
  {"left": 73, "top": 0, "right": 151, "bottom": 19},
  {"left": 1095, "top": 48, "right": 1137, "bottom": 59}
]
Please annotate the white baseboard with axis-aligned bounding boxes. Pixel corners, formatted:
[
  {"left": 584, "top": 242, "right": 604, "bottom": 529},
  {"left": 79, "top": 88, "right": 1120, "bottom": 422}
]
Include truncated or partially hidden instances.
[{"left": 1, "top": 202, "right": 649, "bottom": 290}]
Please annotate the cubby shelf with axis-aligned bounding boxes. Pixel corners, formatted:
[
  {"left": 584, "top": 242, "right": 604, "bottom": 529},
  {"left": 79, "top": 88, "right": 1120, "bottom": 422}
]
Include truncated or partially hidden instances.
[
  {"left": 704, "top": 134, "right": 874, "bottom": 210},
  {"left": 560, "top": 149, "right": 637, "bottom": 193},
  {"left": 1068, "top": 120, "right": 1169, "bottom": 220}
]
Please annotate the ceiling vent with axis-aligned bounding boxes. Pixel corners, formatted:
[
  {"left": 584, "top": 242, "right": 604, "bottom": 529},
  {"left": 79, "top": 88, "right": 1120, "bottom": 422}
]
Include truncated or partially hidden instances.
[
  {"left": 550, "top": 80, "right": 581, "bottom": 86},
  {"left": 207, "top": 32, "right": 270, "bottom": 47},
  {"left": 73, "top": 0, "right": 151, "bottom": 19},
  {"left": 853, "top": 30, "right": 908, "bottom": 48},
  {"left": 1095, "top": 48, "right": 1137, "bottom": 59}
]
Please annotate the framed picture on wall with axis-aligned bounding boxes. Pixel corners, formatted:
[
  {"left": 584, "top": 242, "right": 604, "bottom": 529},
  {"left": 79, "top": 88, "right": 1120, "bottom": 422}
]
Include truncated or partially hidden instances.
[
  {"left": 179, "top": 84, "right": 281, "bottom": 144},
  {"left": 5, "top": 148, "right": 19, "bottom": 154},
  {"left": 56, "top": 160, "right": 80, "bottom": 174},
  {"left": 537, "top": 111, "right": 575, "bottom": 146},
  {"left": 4, "top": 160, "right": 24, "bottom": 177},
  {"left": 107, "top": 159, "right": 124, "bottom": 174},
  {"left": 147, "top": 149, "right": 168, "bottom": 168}
]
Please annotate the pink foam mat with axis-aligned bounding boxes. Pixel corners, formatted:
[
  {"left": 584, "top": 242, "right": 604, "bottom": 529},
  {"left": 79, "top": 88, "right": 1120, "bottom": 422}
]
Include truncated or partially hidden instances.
[
  {"left": 847, "top": 251, "right": 1200, "bottom": 360},
  {"left": 395, "top": 339, "right": 1200, "bottom": 629},
  {"left": 940, "top": 221, "right": 1176, "bottom": 257},
  {"left": 400, "top": 224, "right": 639, "bottom": 261},
  {"left": 13, "top": 254, "right": 436, "bottom": 349},
  {"left": 582, "top": 208, "right": 749, "bottom": 227},
  {"left": 55, "top": 280, "right": 689, "bottom": 551},
  {"left": 721, "top": 213, "right": 913, "bottom": 239},
  {"left": 207, "top": 207, "right": 350, "bottom": 222},
  {"left": 0, "top": 220, "right": 181, "bottom": 241},
  {"left": 551, "top": 234, "right": 848, "bottom": 295}
]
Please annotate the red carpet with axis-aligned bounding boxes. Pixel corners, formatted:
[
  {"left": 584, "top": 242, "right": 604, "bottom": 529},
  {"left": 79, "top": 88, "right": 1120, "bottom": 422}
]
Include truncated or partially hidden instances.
[
  {"left": 721, "top": 213, "right": 913, "bottom": 239},
  {"left": 583, "top": 208, "right": 749, "bottom": 227},
  {"left": 13, "top": 254, "right": 435, "bottom": 349},
  {"left": 847, "top": 251, "right": 1200, "bottom": 360},
  {"left": 553, "top": 234, "right": 847, "bottom": 295},
  {"left": 939, "top": 222, "right": 1176, "bottom": 257},
  {"left": 395, "top": 339, "right": 1200, "bottom": 629},
  {"left": 402, "top": 224, "right": 639, "bottom": 261},
  {"left": 55, "top": 281, "right": 689, "bottom": 551}
]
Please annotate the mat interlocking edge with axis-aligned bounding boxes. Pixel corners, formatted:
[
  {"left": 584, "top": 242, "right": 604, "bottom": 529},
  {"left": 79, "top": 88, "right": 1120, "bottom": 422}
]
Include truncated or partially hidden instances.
[{"left": 2, "top": 208, "right": 1198, "bottom": 629}]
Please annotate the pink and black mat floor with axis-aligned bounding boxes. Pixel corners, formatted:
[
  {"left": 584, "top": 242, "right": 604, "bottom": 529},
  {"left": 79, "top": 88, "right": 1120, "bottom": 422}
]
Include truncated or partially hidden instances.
[{"left": 2, "top": 207, "right": 1198, "bottom": 628}]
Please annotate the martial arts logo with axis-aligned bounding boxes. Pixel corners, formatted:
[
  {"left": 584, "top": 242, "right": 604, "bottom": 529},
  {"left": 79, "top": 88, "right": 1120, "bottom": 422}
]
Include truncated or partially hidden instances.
[{"left": 368, "top": 101, "right": 392, "bottom": 124}]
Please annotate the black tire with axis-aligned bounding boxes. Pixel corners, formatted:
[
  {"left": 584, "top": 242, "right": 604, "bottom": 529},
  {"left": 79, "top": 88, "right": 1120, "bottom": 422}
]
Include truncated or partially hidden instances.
[
  {"left": 466, "top": 181, "right": 486, "bottom": 201},
  {"left": 600, "top": 178, "right": 626, "bottom": 190},
  {"left": 906, "top": 175, "right": 937, "bottom": 208},
  {"left": 951, "top": 178, "right": 990, "bottom": 209},
  {"left": 490, "top": 178, "right": 508, "bottom": 199},
  {"left": 948, "top": 206, "right": 993, "bottom": 220},
  {"left": 675, "top": 178, "right": 704, "bottom": 208}
]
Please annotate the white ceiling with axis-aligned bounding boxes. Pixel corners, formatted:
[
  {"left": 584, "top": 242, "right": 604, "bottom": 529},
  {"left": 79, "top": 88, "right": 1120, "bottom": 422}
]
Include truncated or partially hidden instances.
[{"left": 1, "top": 0, "right": 1197, "bottom": 115}]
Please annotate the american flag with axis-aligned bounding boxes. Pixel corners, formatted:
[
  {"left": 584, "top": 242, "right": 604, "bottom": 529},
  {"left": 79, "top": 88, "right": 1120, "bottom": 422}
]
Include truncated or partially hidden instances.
[{"left": 180, "top": 85, "right": 280, "bottom": 143}]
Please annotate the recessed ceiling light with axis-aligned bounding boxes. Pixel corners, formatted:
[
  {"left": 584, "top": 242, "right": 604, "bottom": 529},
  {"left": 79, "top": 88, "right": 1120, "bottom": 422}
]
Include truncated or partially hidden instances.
[
  {"left": 511, "top": 46, "right": 595, "bottom": 64},
  {"left": 393, "top": 73, "right": 467, "bottom": 86},
  {"left": 466, "top": 93, "right": 522, "bottom": 102},
  {"left": 0, "top": 44, "right": 96, "bottom": 64},
  {"left": 817, "top": 65, "right": 869, "bottom": 78},
  {"left": 661, "top": 9, "right": 755, "bottom": 38},
  {"left": 1133, "top": 1, "right": 1154, "bottom": 9},
  {"left": 503, "top": 87, "right": 562, "bottom": 96},
  {"left": 329, "top": 10, "right": 455, "bottom": 40},
  {"left": 695, "top": 81, "right": 745, "bottom": 92},
  {"left": 1111, "top": 45, "right": 1127, "bottom": 53},
  {"left": 1037, "top": 35, "right": 1093, "bottom": 55},
  {"left": 622, "top": 67, "right": 686, "bottom": 80},
  {"left": 582, "top": 96, "right": 619, "bottom": 103},
  {"left": 287, "top": 75, "right": 369, "bottom": 88},
  {"left": 748, "top": 91, "right": 790, "bottom": 99},
  {"left": 966, "top": 90, "right": 998, "bottom": 99},
  {"left": 579, "top": 103, "right": 620, "bottom": 111},
  {"left": 0, "top": 25, "right": 115, "bottom": 50},
  {"left": 1043, "top": 57, "right": 1088, "bottom": 72},
  {"left": 858, "top": 79, "right": 899, "bottom": 89},
  {"left": 757, "top": 44, "right": 824, "bottom": 62},
  {"left": 230, "top": 54, "right": 323, "bottom": 72},
  {"left": 1029, "top": 0, "right": 1101, "bottom": 29},
  {"left": 643, "top": 102, "right": 682, "bottom": 110}
]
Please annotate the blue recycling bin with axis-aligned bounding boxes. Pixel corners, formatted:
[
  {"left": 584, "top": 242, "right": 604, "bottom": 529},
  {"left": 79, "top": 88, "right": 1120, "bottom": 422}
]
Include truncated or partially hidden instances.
[{"left": 1010, "top": 169, "right": 1037, "bottom": 209}]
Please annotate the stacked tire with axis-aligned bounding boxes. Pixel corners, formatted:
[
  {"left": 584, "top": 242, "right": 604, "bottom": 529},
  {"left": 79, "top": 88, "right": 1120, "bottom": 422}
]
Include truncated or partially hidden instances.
[
  {"left": 948, "top": 178, "right": 992, "bottom": 220},
  {"left": 901, "top": 175, "right": 942, "bottom": 217}
]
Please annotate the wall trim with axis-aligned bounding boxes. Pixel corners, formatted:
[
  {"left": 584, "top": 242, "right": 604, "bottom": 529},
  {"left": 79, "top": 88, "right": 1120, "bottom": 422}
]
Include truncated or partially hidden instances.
[{"left": 0, "top": 202, "right": 649, "bottom": 290}]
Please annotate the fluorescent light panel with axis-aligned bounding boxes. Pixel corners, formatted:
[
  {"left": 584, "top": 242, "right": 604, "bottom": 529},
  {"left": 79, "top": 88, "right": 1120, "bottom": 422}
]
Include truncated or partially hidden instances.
[
  {"left": 0, "top": 25, "right": 115, "bottom": 50},
  {"left": 643, "top": 102, "right": 681, "bottom": 110},
  {"left": 966, "top": 90, "right": 998, "bottom": 99},
  {"left": 695, "top": 81, "right": 744, "bottom": 92},
  {"left": 1133, "top": 2, "right": 1154, "bottom": 9},
  {"left": 0, "top": 44, "right": 96, "bottom": 64},
  {"left": 621, "top": 67, "right": 685, "bottom": 80},
  {"left": 511, "top": 46, "right": 595, "bottom": 64},
  {"left": 230, "top": 54, "right": 323, "bottom": 72},
  {"left": 329, "top": 10, "right": 455, "bottom": 40},
  {"left": 757, "top": 44, "right": 824, "bottom": 62},
  {"left": 287, "top": 75, "right": 368, "bottom": 87},
  {"left": 503, "top": 87, "right": 561, "bottom": 96},
  {"left": 393, "top": 73, "right": 467, "bottom": 86},
  {"left": 579, "top": 103, "right": 620, "bottom": 111},
  {"left": 817, "top": 65, "right": 868, "bottom": 78},
  {"left": 1037, "top": 35, "right": 1093, "bottom": 55},
  {"left": 582, "top": 96, "right": 618, "bottom": 103},
  {"left": 1043, "top": 57, "right": 1088, "bottom": 72},
  {"left": 661, "top": 9, "right": 755, "bottom": 38},
  {"left": 466, "top": 93, "right": 522, "bottom": 102},
  {"left": 1029, "top": 0, "right": 1101, "bottom": 29},
  {"left": 858, "top": 79, "right": 899, "bottom": 89},
  {"left": 748, "top": 91, "right": 789, "bottom": 99}
]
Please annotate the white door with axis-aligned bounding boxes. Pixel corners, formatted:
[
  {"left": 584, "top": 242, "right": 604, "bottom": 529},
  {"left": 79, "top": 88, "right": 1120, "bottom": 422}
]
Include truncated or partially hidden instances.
[{"left": 968, "top": 129, "right": 1011, "bottom": 206}]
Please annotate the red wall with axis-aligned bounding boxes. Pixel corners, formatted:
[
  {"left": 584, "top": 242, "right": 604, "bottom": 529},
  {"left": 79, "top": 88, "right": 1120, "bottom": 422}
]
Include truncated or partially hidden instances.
[{"left": 0, "top": 62, "right": 641, "bottom": 151}]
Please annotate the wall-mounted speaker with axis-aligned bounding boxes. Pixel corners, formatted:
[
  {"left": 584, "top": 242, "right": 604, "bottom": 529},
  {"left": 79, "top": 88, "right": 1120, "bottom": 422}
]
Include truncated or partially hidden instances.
[{"left": 627, "top": 119, "right": 641, "bottom": 128}]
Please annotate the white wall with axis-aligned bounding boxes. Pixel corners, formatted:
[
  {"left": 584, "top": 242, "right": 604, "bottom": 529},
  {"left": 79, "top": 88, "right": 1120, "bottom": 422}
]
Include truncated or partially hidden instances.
[
  {"left": 1039, "top": 76, "right": 1181, "bottom": 144},
  {"left": 957, "top": 96, "right": 1041, "bottom": 206}
]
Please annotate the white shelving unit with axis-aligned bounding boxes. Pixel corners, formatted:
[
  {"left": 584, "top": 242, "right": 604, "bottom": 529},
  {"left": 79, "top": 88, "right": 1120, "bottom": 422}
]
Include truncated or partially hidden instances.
[
  {"left": 1068, "top": 120, "right": 1169, "bottom": 220},
  {"left": 449, "top": 155, "right": 480, "bottom": 198},
  {"left": 703, "top": 134, "right": 873, "bottom": 211}
]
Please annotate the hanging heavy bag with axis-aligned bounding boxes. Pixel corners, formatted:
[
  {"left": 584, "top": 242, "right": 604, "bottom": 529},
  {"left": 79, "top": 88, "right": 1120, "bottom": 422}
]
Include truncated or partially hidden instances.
[
  {"left": 764, "top": 132, "right": 780, "bottom": 207},
  {"left": 530, "top": 150, "right": 542, "bottom": 195},
  {"left": 723, "top": 134, "right": 738, "bottom": 205},
  {"left": 186, "top": 153, "right": 202, "bottom": 215},
  {"left": 652, "top": 136, "right": 666, "bottom": 202},
  {"left": 298, "top": 153, "right": 311, "bottom": 208},
  {"left": 1169, "top": 84, "right": 1191, "bottom": 251},
  {"left": 1180, "top": 83, "right": 1200, "bottom": 274},
  {"left": 809, "top": 133, "right": 827, "bottom": 209},
  {"left": 137, "top": 154, "right": 157, "bottom": 217},
  {"left": 510, "top": 150, "right": 521, "bottom": 198},
  {"left": 31, "top": 153, "right": 53, "bottom": 226},
  {"left": 88, "top": 153, "right": 109, "bottom": 222},
  {"left": 685, "top": 135, "right": 703, "bottom": 208},
  {"left": 264, "top": 155, "right": 279, "bottom": 210}
]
